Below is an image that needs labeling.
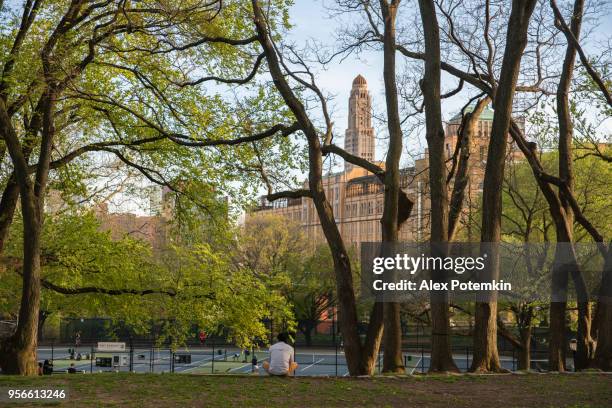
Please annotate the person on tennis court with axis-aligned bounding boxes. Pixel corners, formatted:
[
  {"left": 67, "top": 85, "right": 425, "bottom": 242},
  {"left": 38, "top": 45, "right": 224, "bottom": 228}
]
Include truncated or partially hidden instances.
[
  {"left": 42, "top": 360, "right": 53, "bottom": 375},
  {"left": 263, "top": 332, "right": 298, "bottom": 376}
]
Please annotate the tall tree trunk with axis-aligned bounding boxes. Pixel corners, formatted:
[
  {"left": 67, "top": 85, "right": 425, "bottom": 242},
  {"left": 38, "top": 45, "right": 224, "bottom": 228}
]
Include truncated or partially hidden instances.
[
  {"left": 517, "top": 325, "right": 532, "bottom": 370},
  {"left": 0, "top": 84, "right": 55, "bottom": 374},
  {"left": 0, "top": 217, "right": 40, "bottom": 375},
  {"left": 471, "top": 0, "right": 537, "bottom": 373},
  {"left": 506, "top": 119, "right": 595, "bottom": 371},
  {"left": 448, "top": 98, "right": 490, "bottom": 241},
  {"left": 253, "top": 0, "right": 415, "bottom": 375},
  {"left": 554, "top": 0, "right": 595, "bottom": 370},
  {"left": 0, "top": 100, "right": 44, "bottom": 258},
  {"left": 251, "top": 1, "right": 367, "bottom": 375},
  {"left": 0, "top": 188, "right": 42, "bottom": 375},
  {"left": 418, "top": 0, "right": 458, "bottom": 373},
  {"left": 379, "top": 0, "right": 405, "bottom": 374},
  {"left": 306, "top": 114, "right": 365, "bottom": 376},
  {"left": 549, "top": 296, "right": 568, "bottom": 370},
  {"left": 573, "top": 298, "right": 594, "bottom": 369},
  {"left": 356, "top": 185, "right": 413, "bottom": 372},
  {"left": 0, "top": 174, "right": 19, "bottom": 253},
  {"left": 515, "top": 304, "right": 534, "bottom": 371},
  {"left": 362, "top": 301, "right": 384, "bottom": 374}
]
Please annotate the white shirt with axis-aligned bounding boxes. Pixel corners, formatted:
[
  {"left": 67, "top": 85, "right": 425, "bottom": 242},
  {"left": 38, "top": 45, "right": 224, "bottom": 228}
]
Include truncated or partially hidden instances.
[{"left": 268, "top": 341, "right": 294, "bottom": 375}]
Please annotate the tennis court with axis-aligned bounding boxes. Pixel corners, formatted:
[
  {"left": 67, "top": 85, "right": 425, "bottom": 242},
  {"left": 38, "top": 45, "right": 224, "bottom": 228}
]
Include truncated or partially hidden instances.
[
  {"left": 36, "top": 346, "right": 554, "bottom": 375},
  {"left": 172, "top": 349, "right": 353, "bottom": 376}
]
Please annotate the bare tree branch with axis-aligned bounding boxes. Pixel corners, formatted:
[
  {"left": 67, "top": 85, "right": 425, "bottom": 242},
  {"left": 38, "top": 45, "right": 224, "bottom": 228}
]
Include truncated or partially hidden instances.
[{"left": 550, "top": 0, "right": 612, "bottom": 107}]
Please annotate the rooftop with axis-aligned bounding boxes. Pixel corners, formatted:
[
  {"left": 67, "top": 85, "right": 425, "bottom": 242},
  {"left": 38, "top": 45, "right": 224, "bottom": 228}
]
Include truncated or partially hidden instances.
[
  {"left": 449, "top": 106, "right": 495, "bottom": 122},
  {"left": 352, "top": 74, "right": 367, "bottom": 86}
]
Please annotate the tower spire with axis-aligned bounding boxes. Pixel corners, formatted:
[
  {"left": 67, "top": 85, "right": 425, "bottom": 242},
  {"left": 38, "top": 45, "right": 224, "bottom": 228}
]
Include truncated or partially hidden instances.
[{"left": 345, "top": 75, "right": 375, "bottom": 170}]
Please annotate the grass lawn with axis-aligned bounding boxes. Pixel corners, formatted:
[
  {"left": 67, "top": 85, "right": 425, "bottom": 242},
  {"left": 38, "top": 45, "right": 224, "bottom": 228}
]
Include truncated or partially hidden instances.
[{"left": 0, "top": 372, "right": 610, "bottom": 407}]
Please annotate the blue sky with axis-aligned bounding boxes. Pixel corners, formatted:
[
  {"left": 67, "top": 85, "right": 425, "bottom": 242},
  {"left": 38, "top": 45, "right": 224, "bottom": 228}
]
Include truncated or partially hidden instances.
[
  {"left": 5, "top": 0, "right": 606, "bottom": 213},
  {"left": 285, "top": 0, "right": 612, "bottom": 163},
  {"left": 286, "top": 1, "right": 397, "bottom": 162}
]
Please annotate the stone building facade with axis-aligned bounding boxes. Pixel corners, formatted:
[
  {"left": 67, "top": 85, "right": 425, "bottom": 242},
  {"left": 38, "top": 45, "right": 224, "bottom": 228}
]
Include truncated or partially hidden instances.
[{"left": 253, "top": 75, "right": 519, "bottom": 246}]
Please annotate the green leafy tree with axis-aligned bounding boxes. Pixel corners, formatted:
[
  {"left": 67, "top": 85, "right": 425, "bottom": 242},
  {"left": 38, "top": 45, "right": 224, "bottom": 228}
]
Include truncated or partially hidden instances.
[
  {"left": 0, "top": 0, "right": 298, "bottom": 373},
  {"left": 0, "top": 209, "right": 288, "bottom": 350},
  {"left": 234, "top": 213, "right": 303, "bottom": 338},
  {"left": 288, "top": 245, "right": 336, "bottom": 347}
]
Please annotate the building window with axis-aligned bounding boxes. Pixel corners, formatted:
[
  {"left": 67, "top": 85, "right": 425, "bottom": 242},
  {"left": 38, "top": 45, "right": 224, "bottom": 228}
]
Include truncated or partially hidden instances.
[{"left": 480, "top": 146, "right": 486, "bottom": 161}]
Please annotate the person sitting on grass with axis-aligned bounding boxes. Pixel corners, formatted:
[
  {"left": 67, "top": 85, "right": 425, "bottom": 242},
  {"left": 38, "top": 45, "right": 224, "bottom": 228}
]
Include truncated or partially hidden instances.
[
  {"left": 262, "top": 333, "right": 298, "bottom": 376},
  {"left": 68, "top": 363, "right": 77, "bottom": 374}
]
